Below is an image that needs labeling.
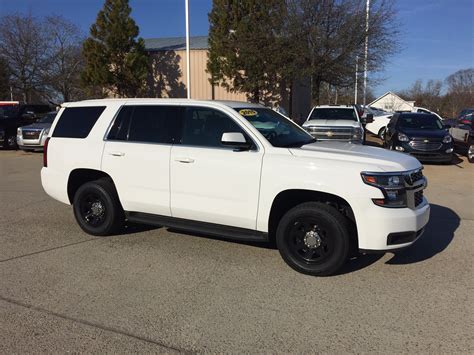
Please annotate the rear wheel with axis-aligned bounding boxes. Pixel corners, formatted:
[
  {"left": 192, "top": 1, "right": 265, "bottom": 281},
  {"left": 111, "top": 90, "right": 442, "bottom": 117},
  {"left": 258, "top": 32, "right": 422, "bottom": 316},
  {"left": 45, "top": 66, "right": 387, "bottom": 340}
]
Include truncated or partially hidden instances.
[
  {"left": 468, "top": 144, "right": 474, "bottom": 163},
  {"left": 73, "top": 179, "right": 124, "bottom": 236},
  {"left": 276, "top": 202, "right": 350, "bottom": 276}
]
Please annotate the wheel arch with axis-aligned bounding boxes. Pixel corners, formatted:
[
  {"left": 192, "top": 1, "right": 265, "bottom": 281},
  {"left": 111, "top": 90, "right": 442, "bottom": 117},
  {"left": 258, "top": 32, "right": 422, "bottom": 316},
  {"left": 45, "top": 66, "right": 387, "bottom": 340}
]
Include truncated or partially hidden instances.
[
  {"left": 268, "top": 189, "right": 358, "bottom": 247},
  {"left": 67, "top": 168, "right": 115, "bottom": 204}
]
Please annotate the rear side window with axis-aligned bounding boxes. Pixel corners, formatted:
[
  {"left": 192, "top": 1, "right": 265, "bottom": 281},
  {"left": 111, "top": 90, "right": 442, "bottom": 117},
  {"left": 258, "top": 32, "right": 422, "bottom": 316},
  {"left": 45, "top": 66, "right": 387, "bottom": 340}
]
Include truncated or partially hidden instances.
[
  {"left": 53, "top": 106, "right": 106, "bottom": 138},
  {"left": 107, "top": 105, "right": 181, "bottom": 144}
]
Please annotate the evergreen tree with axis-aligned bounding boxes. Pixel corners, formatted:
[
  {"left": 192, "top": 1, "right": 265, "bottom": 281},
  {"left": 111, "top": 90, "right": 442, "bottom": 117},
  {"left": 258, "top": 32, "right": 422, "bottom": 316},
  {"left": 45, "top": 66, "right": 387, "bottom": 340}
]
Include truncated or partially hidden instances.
[
  {"left": 207, "top": 0, "right": 290, "bottom": 103},
  {"left": 82, "top": 0, "right": 148, "bottom": 97}
]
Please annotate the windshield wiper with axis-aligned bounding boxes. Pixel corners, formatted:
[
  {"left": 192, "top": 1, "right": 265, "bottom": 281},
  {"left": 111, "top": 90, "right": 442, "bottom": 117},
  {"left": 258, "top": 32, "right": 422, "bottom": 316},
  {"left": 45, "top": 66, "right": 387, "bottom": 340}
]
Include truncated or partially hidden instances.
[{"left": 281, "top": 138, "right": 316, "bottom": 148}]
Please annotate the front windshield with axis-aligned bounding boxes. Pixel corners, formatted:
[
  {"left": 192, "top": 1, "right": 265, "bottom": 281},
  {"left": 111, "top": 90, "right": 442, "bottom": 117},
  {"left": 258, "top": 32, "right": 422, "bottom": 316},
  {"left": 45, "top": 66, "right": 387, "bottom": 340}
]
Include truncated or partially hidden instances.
[
  {"left": 398, "top": 115, "right": 443, "bottom": 130},
  {"left": 235, "top": 108, "right": 314, "bottom": 147},
  {"left": 309, "top": 108, "right": 357, "bottom": 121},
  {"left": 38, "top": 112, "right": 56, "bottom": 124}
]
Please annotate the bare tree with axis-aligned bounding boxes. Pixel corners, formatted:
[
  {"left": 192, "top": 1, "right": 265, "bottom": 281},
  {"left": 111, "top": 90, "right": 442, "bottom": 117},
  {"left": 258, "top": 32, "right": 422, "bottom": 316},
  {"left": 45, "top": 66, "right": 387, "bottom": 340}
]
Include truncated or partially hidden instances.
[
  {"left": 286, "top": 0, "right": 400, "bottom": 104},
  {"left": 0, "top": 14, "right": 49, "bottom": 102},
  {"left": 43, "top": 16, "right": 85, "bottom": 102}
]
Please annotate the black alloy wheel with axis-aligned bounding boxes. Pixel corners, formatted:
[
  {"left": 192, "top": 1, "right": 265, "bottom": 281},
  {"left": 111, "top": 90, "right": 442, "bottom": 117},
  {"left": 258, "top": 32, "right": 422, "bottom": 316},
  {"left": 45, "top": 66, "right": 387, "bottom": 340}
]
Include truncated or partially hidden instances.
[
  {"left": 73, "top": 179, "right": 124, "bottom": 236},
  {"left": 276, "top": 202, "right": 350, "bottom": 276}
]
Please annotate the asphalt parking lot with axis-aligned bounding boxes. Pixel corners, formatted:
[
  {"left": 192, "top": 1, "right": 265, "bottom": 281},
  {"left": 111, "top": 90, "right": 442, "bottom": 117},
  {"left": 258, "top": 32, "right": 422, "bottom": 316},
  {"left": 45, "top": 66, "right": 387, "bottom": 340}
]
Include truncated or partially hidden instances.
[{"left": 1, "top": 146, "right": 473, "bottom": 353}]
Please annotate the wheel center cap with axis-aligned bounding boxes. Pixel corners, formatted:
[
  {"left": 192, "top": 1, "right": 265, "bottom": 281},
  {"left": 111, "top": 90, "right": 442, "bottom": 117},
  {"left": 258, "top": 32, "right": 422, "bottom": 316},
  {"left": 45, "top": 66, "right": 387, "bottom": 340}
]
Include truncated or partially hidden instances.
[
  {"left": 91, "top": 202, "right": 104, "bottom": 216},
  {"left": 304, "top": 231, "right": 322, "bottom": 249}
]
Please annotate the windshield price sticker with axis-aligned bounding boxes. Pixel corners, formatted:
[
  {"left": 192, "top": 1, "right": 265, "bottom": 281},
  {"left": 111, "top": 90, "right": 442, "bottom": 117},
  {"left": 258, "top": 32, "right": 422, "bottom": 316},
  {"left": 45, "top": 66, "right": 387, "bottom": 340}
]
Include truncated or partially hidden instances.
[{"left": 239, "top": 109, "right": 258, "bottom": 117}]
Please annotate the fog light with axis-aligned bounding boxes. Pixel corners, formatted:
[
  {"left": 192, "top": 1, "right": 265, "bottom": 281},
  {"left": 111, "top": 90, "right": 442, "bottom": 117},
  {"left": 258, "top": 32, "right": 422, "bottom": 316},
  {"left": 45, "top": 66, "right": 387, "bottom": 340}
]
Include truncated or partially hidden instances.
[
  {"left": 395, "top": 146, "right": 404, "bottom": 152},
  {"left": 445, "top": 148, "right": 453, "bottom": 153}
]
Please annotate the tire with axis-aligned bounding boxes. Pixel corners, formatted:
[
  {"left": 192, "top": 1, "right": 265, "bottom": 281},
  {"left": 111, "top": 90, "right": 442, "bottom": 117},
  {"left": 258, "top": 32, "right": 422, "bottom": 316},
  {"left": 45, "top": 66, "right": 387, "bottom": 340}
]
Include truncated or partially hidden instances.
[
  {"left": 2, "top": 134, "right": 17, "bottom": 150},
  {"left": 378, "top": 127, "right": 386, "bottom": 140},
  {"left": 73, "top": 178, "right": 124, "bottom": 236},
  {"left": 276, "top": 202, "right": 350, "bottom": 276},
  {"left": 468, "top": 145, "right": 474, "bottom": 163}
]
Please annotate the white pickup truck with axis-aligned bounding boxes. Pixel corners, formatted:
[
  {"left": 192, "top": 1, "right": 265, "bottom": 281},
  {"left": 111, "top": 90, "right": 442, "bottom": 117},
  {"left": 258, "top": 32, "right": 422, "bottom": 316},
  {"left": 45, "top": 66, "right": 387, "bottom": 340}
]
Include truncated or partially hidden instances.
[{"left": 41, "top": 99, "right": 430, "bottom": 276}]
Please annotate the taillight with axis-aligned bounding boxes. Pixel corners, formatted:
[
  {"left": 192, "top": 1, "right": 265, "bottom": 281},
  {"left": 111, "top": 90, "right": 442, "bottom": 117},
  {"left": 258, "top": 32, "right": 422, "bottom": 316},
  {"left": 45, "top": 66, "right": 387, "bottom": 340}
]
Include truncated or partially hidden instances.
[{"left": 43, "top": 137, "right": 50, "bottom": 167}]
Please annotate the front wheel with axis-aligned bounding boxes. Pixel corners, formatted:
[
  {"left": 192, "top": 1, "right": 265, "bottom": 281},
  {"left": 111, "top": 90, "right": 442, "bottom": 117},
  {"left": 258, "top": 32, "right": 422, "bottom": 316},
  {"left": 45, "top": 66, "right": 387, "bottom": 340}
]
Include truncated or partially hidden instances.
[
  {"left": 378, "top": 127, "right": 386, "bottom": 140},
  {"left": 276, "top": 202, "right": 350, "bottom": 276},
  {"left": 468, "top": 144, "right": 474, "bottom": 163},
  {"left": 73, "top": 179, "right": 124, "bottom": 236}
]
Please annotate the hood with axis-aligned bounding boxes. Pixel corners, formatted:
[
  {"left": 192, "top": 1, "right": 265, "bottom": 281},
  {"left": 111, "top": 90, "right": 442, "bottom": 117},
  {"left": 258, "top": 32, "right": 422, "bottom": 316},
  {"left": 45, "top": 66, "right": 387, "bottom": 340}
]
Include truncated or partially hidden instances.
[
  {"left": 303, "top": 119, "right": 360, "bottom": 128},
  {"left": 289, "top": 141, "right": 421, "bottom": 172},
  {"left": 20, "top": 122, "right": 51, "bottom": 130},
  {"left": 401, "top": 128, "right": 448, "bottom": 139}
]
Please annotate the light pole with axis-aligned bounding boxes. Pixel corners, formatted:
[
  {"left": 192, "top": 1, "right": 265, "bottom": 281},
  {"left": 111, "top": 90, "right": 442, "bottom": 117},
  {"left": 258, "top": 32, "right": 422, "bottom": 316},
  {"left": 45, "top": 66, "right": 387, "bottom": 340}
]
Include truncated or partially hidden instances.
[
  {"left": 185, "top": 0, "right": 191, "bottom": 99},
  {"left": 363, "top": 0, "right": 370, "bottom": 106},
  {"left": 355, "top": 55, "right": 359, "bottom": 104}
]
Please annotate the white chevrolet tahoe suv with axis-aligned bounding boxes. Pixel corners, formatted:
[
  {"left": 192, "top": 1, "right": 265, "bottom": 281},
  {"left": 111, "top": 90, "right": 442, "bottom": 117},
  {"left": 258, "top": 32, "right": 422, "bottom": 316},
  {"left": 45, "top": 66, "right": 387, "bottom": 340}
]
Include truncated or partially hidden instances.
[
  {"left": 41, "top": 99, "right": 430, "bottom": 276},
  {"left": 303, "top": 105, "right": 373, "bottom": 144}
]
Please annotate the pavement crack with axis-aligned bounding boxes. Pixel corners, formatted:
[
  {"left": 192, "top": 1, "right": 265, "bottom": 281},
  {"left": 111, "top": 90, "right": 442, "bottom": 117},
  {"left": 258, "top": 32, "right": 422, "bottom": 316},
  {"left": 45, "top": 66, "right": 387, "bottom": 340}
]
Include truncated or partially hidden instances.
[
  {"left": 0, "top": 239, "right": 96, "bottom": 263},
  {"left": 0, "top": 295, "right": 184, "bottom": 353}
]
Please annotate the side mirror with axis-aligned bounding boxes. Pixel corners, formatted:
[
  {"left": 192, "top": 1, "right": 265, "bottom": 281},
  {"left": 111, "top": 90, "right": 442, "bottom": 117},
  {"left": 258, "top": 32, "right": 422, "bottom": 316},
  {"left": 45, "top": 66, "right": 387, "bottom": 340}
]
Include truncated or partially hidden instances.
[
  {"left": 221, "top": 132, "right": 252, "bottom": 151},
  {"left": 364, "top": 113, "right": 374, "bottom": 124}
]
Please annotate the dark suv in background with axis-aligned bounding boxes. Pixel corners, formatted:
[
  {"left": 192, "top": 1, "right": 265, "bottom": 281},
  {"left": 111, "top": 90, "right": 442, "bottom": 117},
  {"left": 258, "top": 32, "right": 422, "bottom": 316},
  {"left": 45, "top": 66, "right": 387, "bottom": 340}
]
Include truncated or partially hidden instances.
[
  {"left": 384, "top": 112, "right": 453, "bottom": 163},
  {"left": 0, "top": 104, "right": 52, "bottom": 149}
]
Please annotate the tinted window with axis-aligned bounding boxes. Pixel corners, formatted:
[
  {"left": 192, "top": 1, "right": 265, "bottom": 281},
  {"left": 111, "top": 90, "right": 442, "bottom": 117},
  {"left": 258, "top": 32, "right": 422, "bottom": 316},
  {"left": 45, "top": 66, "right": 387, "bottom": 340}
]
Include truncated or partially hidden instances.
[
  {"left": 38, "top": 112, "right": 57, "bottom": 124},
  {"left": 53, "top": 106, "right": 105, "bottom": 138},
  {"left": 127, "top": 106, "right": 180, "bottom": 144},
  {"left": 309, "top": 108, "right": 357, "bottom": 121},
  {"left": 107, "top": 106, "right": 133, "bottom": 141},
  {"left": 181, "top": 107, "right": 247, "bottom": 148}
]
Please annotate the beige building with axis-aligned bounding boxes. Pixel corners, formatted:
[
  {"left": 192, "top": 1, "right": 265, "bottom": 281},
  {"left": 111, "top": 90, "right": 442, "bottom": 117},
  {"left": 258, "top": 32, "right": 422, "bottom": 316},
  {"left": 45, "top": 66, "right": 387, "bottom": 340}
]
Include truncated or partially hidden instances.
[
  {"left": 145, "top": 36, "right": 246, "bottom": 101},
  {"left": 144, "top": 36, "right": 311, "bottom": 122}
]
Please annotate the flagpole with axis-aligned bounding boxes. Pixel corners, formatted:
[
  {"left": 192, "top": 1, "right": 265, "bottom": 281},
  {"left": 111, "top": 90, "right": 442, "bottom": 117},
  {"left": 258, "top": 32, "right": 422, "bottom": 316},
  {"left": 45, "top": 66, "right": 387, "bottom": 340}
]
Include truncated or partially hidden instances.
[{"left": 185, "top": 0, "right": 191, "bottom": 99}]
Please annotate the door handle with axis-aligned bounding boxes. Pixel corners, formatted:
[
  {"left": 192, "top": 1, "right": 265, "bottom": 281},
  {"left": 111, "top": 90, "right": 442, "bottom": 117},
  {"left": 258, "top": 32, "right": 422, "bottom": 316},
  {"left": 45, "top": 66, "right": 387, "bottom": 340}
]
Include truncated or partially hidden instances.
[
  {"left": 108, "top": 151, "right": 125, "bottom": 157},
  {"left": 175, "top": 157, "right": 195, "bottom": 163}
]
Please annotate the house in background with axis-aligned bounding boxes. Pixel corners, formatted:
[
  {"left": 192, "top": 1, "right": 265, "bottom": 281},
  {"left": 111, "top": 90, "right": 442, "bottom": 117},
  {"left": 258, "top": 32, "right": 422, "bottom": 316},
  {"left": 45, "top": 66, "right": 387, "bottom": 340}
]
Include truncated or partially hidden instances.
[
  {"left": 144, "top": 36, "right": 311, "bottom": 122},
  {"left": 369, "top": 91, "right": 415, "bottom": 112}
]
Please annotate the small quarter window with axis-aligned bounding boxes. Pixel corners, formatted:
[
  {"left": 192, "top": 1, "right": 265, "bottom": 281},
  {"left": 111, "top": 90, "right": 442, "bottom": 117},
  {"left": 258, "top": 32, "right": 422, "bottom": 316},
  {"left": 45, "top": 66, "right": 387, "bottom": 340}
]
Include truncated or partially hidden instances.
[{"left": 53, "top": 106, "right": 106, "bottom": 138}]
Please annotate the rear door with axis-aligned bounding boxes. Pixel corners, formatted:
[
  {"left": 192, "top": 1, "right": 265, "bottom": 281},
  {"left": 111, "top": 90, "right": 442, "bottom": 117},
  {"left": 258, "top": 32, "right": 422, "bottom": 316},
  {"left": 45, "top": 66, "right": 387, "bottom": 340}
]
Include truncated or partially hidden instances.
[
  {"left": 170, "top": 106, "right": 263, "bottom": 230},
  {"left": 101, "top": 105, "right": 181, "bottom": 216}
]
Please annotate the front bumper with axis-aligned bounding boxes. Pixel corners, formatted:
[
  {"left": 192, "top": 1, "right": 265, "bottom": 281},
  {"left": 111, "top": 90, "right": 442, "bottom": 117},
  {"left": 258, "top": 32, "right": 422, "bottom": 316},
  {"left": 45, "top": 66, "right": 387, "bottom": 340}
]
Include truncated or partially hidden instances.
[
  {"left": 395, "top": 142, "right": 454, "bottom": 162},
  {"left": 17, "top": 132, "right": 48, "bottom": 150},
  {"left": 355, "top": 197, "right": 430, "bottom": 252}
]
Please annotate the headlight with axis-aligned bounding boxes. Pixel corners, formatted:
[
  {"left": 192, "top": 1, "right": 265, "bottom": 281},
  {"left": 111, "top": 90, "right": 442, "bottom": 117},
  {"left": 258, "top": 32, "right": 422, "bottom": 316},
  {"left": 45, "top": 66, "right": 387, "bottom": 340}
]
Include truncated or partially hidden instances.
[
  {"left": 361, "top": 172, "right": 407, "bottom": 208},
  {"left": 17, "top": 127, "right": 22, "bottom": 135},
  {"left": 442, "top": 135, "right": 452, "bottom": 143},
  {"left": 43, "top": 128, "right": 50, "bottom": 136},
  {"left": 351, "top": 127, "right": 363, "bottom": 142},
  {"left": 398, "top": 132, "right": 409, "bottom": 142}
]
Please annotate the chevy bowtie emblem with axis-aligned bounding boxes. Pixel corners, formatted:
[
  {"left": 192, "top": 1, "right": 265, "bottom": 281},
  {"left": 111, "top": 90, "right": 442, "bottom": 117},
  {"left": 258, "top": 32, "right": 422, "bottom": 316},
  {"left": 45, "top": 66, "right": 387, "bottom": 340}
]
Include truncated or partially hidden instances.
[{"left": 326, "top": 131, "right": 334, "bottom": 137}]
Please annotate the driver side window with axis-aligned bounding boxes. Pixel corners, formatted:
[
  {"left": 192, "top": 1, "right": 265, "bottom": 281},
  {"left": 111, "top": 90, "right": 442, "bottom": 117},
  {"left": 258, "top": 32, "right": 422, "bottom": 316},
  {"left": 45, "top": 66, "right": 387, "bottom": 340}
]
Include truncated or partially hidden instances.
[{"left": 180, "top": 107, "right": 250, "bottom": 148}]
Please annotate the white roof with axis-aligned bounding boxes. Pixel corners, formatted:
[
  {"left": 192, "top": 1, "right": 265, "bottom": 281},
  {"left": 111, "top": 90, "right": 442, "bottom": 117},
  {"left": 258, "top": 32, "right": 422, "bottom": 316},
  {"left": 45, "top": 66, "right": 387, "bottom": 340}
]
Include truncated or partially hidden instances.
[{"left": 62, "top": 98, "right": 264, "bottom": 110}]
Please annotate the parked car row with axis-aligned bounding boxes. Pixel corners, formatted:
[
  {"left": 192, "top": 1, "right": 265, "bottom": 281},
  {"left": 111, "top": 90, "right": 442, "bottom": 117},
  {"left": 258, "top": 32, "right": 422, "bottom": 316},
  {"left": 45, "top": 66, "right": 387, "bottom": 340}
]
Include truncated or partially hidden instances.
[
  {"left": 0, "top": 103, "right": 54, "bottom": 150},
  {"left": 302, "top": 104, "right": 473, "bottom": 164}
]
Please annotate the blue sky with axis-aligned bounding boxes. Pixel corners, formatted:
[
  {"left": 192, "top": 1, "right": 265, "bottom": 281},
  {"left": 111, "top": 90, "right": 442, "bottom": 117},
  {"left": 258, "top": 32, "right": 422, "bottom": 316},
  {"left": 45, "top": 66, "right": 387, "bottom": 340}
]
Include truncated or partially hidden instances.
[{"left": 1, "top": 0, "right": 472, "bottom": 97}]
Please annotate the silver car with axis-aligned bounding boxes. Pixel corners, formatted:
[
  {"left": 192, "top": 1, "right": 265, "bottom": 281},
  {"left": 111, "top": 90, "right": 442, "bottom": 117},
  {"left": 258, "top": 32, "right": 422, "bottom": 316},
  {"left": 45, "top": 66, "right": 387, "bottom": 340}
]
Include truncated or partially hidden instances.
[{"left": 17, "top": 112, "right": 57, "bottom": 151}]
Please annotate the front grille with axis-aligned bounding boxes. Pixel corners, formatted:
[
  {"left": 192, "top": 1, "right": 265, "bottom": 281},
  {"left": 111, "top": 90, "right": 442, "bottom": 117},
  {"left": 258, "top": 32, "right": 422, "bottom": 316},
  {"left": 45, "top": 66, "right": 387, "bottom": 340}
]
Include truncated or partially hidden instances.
[
  {"left": 409, "top": 169, "right": 423, "bottom": 184},
  {"left": 306, "top": 126, "right": 353, "bottom": 141},
  {"left": 408, "top": 141, "right": 442, "bottom": 151},
  {"left": 414, "top": 190, "right": 423, "bottom": 207},
  {"left": 22, "top": 130, "right": 41, "bottom": 140}
]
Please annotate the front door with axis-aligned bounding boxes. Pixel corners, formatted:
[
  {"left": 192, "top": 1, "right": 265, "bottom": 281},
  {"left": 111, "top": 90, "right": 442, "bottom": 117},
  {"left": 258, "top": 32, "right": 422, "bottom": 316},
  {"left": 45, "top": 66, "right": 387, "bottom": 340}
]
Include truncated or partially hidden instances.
[{"left": 170, "top": 106, "right": 263, "bottom": 230}]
